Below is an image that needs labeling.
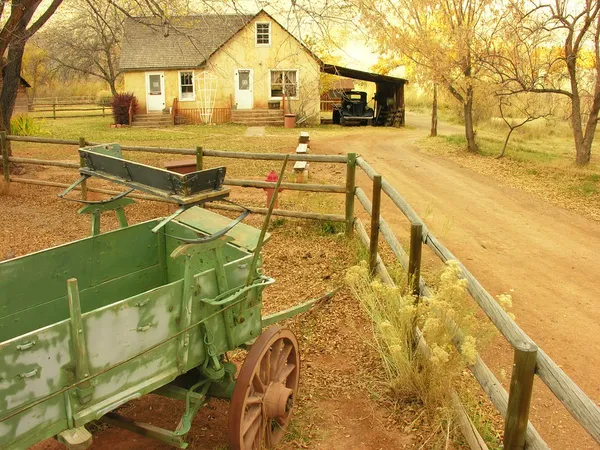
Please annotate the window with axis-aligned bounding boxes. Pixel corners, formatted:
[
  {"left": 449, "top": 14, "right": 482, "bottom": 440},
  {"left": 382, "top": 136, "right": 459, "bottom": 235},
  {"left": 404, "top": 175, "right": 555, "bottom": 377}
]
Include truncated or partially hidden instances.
[
  {"left": 179, "top": 71, "right": 195, "bottom": 101},
  {"left": 270, "top": 70, "right": 298, "bottom": 99},
  {"left": 255, "top": 22, "right": 271, "bottom": 46}
]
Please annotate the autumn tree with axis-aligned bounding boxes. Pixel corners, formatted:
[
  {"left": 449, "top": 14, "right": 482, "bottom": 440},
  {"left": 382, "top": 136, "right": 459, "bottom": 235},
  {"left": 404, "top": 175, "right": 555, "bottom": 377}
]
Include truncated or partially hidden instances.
[
  {"left": 355, "top": 0, "right": 501, "bottom": 152},
  {"left": 491, "top": 0, "right": 600, "bottom": 165}
]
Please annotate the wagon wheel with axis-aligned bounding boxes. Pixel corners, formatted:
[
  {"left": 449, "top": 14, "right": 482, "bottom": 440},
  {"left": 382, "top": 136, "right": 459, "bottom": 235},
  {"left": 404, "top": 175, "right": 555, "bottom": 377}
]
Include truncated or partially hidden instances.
[{"left": 228, "top": 326, "right": 300, "bottom": 450}]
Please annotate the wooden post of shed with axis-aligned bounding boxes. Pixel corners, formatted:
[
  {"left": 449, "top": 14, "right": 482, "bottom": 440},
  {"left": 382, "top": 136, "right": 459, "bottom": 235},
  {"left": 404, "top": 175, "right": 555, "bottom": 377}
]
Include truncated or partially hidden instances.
[
  {"left": 78, "top": 137, "right": 87, "bottom": 200},
  {"left": 1, "top": 132, "right": 9, "bottom": 193},
  {"left": 345, "top": 152, "right": 356, "bottom": 236},
  {"left": 504, "top": 342, "right": 538, "bottom": 450},
  {"left": 369, "top": 175, "right": 382, "bottom": 275},
  {"left": 408, "top": 223, "right": 423, "bottom": 297}
]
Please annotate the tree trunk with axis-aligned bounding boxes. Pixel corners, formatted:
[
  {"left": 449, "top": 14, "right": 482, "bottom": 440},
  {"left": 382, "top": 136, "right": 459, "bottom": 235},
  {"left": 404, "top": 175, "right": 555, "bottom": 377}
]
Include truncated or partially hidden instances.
[
  {"left": 431, "top": 84, "right": 438, "bottom": 137},
  {"left": 464, "top": 86, "right": 478, "bottom": 152},
  {"left": 0, "top": 40, "right": 27, "bottom": 156},
  {"left": 108, "top": 79, "right": 118, "bottom": 96}
]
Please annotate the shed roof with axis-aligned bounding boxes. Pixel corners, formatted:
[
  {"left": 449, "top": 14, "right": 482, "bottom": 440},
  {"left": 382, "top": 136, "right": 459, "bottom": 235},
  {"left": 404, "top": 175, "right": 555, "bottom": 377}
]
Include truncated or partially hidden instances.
[
  {"left": 120, "top": 14, "right": 254, "bottom": 71},
  {"left": 321, "top": 64, "right": 408, "bottom": 85}
]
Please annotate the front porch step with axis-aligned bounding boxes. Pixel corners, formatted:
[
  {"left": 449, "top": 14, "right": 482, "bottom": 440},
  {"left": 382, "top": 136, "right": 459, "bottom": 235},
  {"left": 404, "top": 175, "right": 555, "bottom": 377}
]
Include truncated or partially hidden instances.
[
  {"left": 231, "top": 109, "right": 284, "bottom": 126},
  {"left": 132, "top": 113, "right": 173, "bottom": 127}
]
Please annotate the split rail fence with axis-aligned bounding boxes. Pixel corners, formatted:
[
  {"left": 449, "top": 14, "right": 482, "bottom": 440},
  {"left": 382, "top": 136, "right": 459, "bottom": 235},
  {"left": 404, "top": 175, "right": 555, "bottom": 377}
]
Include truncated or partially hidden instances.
[{"left": 1, "top": 132, "right": 600, "bottom": 449}]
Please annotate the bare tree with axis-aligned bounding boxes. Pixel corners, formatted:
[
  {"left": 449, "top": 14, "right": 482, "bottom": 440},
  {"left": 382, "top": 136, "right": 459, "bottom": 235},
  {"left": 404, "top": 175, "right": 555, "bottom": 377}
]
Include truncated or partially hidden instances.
[
  {"left": 496, "top": 94, "right": 551, "bottom": 158},
  {"left": 44, "top": 0, "right": 126, "bottom": 96},
  {"left": 491, "top": 0, "right": 600, "bottom": 165}
]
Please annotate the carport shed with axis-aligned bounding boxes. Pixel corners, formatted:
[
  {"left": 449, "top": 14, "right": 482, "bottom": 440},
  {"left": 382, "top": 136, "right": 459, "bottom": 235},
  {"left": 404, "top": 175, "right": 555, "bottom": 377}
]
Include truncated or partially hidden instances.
[{"left": 321, "top": 64, "right": 407, "bottom": 126}]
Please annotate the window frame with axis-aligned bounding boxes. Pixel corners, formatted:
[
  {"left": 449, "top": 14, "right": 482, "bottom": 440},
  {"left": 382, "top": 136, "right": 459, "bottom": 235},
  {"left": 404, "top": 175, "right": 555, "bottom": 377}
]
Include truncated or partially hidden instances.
[
  {"left": 269, "top": 69, "right": 299, "bottom": 100},
  {"left": 178, "top": 70, "right": 195, "bottom": 102},
  {"left": 255, "top": 22, "right": 272, "bottom": 47}
]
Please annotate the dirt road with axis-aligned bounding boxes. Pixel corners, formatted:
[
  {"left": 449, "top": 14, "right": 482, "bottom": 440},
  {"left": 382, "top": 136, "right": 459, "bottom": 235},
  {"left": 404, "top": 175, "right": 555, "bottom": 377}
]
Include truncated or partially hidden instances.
[{"left": 313, "top": 112, "right": 600, "bottom": 449}]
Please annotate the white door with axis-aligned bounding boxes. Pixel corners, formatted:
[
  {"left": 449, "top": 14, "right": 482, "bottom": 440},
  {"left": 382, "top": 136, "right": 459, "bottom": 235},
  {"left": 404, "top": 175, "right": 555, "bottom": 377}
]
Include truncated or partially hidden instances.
[
  {"left": 234, "top": 69, "right": 253, "bottom": 109},
  {"left": 146, "top": 72, "right": 165, "bottom": 112}
]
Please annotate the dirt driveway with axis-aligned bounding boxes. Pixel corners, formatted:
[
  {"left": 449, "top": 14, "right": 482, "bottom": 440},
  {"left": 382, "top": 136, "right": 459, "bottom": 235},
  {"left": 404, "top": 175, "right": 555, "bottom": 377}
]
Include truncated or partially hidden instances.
[{"left": 311, "top": 112, "right": 600, "bottom": 449}]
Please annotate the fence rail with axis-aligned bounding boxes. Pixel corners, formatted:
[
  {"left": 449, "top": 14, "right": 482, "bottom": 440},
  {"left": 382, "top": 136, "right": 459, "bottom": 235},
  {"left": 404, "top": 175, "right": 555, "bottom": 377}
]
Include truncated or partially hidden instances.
[
  {"left": 1, "top": 133, "right": 350, "bottom": 225},
  {"left": 1, "top": 131, "right": 599, "bottom": 448},
  {"left": 31, "top": 96, "right": 97, "bottom": 106}
]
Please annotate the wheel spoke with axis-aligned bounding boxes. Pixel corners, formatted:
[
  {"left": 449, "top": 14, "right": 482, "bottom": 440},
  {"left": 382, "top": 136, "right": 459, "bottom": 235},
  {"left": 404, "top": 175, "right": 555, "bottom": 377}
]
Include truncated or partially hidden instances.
[
  {"left": 253, "top": 373, "right": 265, "bottom": 393},
  {"left": 246, "top": 395, "right": 262, "bottom": 405},
  {"left": 262, "top": 348, "right": 272, "bottom": 384},
  {"left": 243, "top": 415, "right": 261, "bottom": 449},
  {"left": 265, "top": 417, "right": 273, "bottom": 447},
  {"left": 270, "top": 340, "right": 284, "bottom": 381},
  {"left": 277, "top": 343, "right": 293, "bottom": 376},
  {"left": 278, "top": 363, "right": 296, "bottom": 383},
  {"left": 242, "top": 405, "right": 262, "bottom": 435}
]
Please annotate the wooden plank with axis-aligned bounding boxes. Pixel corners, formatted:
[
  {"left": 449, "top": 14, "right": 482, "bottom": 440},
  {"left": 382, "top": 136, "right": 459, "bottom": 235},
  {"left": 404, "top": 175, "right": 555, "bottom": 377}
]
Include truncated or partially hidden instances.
[
  {"left": 293, "top": 161, "right": 308, "bottom": 170},
  {"left": 504, "top": 342, "right": 538, "bottom": 450},
  {"left": 224, "top": 178, "right": 342, "bottom": 193},
  {"left": 354, "top": 218, "right": 393, "bottom": 286},
  {"left": 175, "top": 206, "right": 269, "bottom": 252},
  {"left": 408, "top": 224, "right": 422, "bottom": 296},
  {"left": 369, "top": 175, "right": 382, "bottom": 275},
  {"left": 207, "top": 202, "right": 345, "bottom": 222},
  {"left": 296, "top": 143, "right": 308, "bottom": 154},
  {"left": 345, "top": 153, "right": 357, "bottom": 236},
  {"left": 9, "top": 157, "right": 78, "bottom": 168}
]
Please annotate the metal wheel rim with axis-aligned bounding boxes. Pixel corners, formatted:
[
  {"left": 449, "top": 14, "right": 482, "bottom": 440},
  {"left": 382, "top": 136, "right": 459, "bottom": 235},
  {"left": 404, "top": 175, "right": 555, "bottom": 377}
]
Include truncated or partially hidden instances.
[{"left": 228, "top": 326, "right": 300, "bottom": 450}]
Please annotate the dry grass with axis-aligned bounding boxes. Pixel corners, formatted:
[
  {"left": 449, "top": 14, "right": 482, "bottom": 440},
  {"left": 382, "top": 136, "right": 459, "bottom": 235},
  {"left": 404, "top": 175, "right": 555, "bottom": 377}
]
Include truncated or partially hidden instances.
[{"left": 345, "top": 260, "right": 504, "bottom": 449}]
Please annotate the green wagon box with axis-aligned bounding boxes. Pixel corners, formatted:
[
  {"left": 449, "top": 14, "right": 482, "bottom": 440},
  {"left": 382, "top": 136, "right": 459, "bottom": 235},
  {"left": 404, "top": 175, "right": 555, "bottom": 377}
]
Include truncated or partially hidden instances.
[{"left": 0, "top": 204, "right": 301, "bottom": 450}]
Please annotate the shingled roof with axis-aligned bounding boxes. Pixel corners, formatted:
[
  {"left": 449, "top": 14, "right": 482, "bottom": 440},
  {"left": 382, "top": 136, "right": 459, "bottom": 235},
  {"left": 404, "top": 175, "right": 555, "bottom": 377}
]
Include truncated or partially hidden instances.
[{"left": 120, "top": 14, "right": 254, "bottom": 71}]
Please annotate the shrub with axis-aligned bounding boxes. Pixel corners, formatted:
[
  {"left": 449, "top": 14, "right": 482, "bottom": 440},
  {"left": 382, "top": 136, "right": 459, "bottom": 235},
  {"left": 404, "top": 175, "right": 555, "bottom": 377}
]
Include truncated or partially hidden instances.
[
  {"left": 345, "top": 260, "right": 503, "bottom": 446},
  {"left": 111, "top": 92, "right": 138, "bottom": 125},
  {"left": 10, "top": 115, "right": 42, "bottom": 136},
  {"left": 95, "top": 90, "right": 113, "bottom": 106}
]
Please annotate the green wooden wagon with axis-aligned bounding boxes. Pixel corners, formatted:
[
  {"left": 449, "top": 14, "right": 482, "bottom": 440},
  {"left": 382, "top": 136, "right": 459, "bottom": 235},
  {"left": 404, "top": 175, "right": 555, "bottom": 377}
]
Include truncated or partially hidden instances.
[{"left": 0, "top": 145, "right": 311, "bottom": 449}]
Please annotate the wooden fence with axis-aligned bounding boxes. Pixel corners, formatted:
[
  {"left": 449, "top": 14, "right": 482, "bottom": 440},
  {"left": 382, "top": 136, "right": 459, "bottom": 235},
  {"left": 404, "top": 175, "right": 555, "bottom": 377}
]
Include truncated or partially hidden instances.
[
  {"left": 174, "top": 102, "right": 232, "bottom": 125},
  {"left": 31, "top": 96, "right": 97, "bottom": 106},
  {"left": 30, "top": 105, "right": 108, "bottom": 120},
  {"left": 320, "top": 99, "right": 340, "bottom": 112},
  {"left": 1, "top": 132, "right": 599, "bottom": 448},
  {"left": 0, "top": 134, "right": 348, "bottom": 224}
]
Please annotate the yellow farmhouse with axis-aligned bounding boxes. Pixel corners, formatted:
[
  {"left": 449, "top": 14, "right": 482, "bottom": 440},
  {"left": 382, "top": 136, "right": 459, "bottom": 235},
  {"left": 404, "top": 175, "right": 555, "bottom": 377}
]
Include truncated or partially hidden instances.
[{"left": 120, "top": 10, "right": 322, "bottom": 126}]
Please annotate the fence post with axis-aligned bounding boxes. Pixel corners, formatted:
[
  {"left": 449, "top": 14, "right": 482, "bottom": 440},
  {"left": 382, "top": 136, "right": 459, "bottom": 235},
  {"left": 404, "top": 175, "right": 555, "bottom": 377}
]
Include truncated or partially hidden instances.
[
  {"left": 196, "top": 146, "right": 203, "bottom": 171},
  {"left": 1, "top": 132, "right": 9, "bottom": 192},
  {"left": 369, "top": 175, "right": 382, "bottom": 275},
  {"left": 78, "top": 137, "right": 87, "bottom": 200},
  {"left": 408, "top": 223, "right": 423, "bottom": 297},
  {"left": 345, "top": 152, "right": 356, "bottom": 236},
  {"left": 102, "top": 106, "right": 105, "bottom": 118},
  {"left": 53, "top": 102, "right": 56, "bottom": 120},
  {"left": 504, "top": 342, "right": 538, "bottom": 450}
]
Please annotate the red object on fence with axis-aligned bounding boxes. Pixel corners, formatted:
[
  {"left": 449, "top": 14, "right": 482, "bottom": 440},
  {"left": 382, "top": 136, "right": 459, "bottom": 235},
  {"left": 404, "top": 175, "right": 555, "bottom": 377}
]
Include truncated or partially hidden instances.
[{"left": 264, "top": 170, "right": 283, "bottom": 208}]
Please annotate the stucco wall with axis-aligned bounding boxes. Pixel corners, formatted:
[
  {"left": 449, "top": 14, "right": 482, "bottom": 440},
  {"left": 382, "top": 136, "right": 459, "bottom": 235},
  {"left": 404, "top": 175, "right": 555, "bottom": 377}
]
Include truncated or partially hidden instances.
[{"left": 122, "top": 12, "right": 321, "bottom": 122}]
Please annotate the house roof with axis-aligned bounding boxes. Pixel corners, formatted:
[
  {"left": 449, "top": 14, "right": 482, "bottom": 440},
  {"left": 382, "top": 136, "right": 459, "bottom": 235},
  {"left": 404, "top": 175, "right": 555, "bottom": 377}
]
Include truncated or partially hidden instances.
[
  {"left": 120, "top": 14, "right": 254, "bottom": 71},
  {"left": 321, "top": 64, "right": 408, "bottom": 85}
]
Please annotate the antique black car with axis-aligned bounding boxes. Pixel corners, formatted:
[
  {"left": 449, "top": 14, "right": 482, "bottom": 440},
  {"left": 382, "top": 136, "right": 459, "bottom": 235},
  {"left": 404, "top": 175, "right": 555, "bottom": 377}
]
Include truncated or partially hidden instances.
[{"left": 332, "top": 91, "right": 375, "bottom": 126}]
